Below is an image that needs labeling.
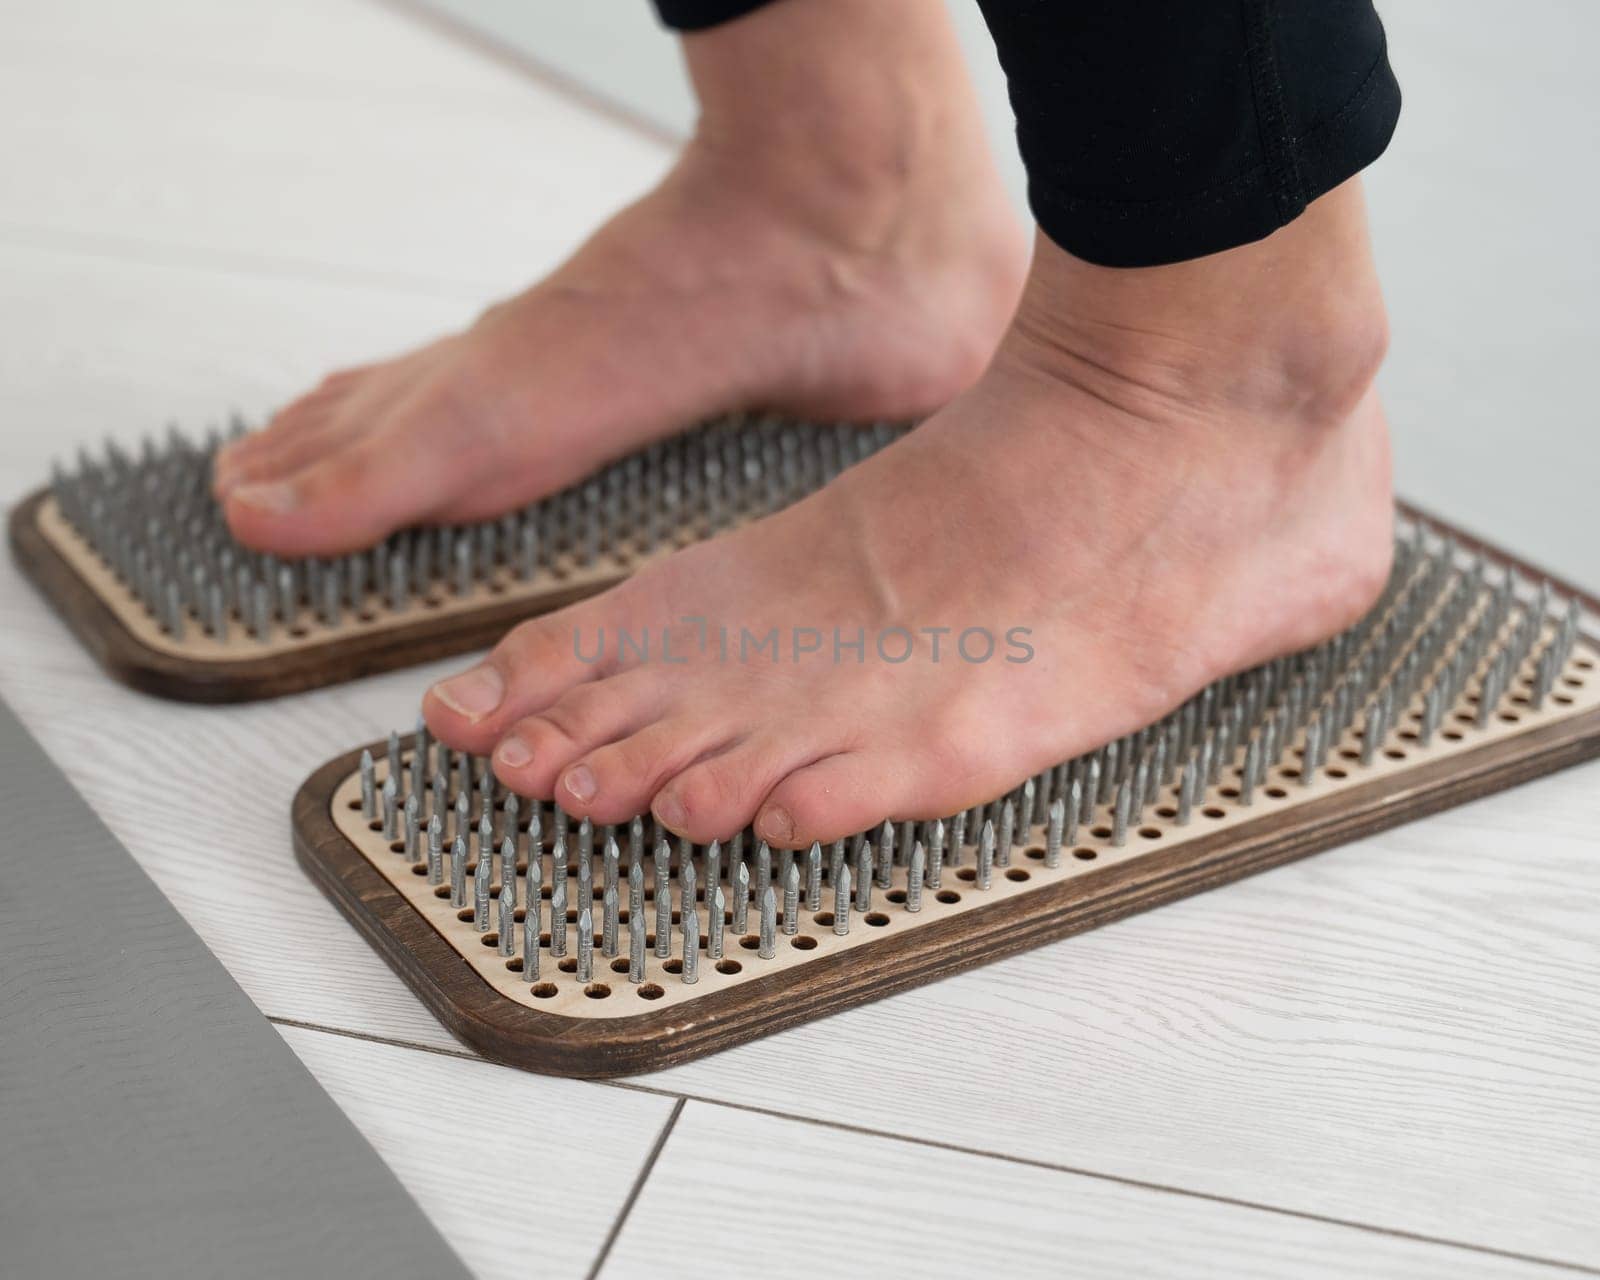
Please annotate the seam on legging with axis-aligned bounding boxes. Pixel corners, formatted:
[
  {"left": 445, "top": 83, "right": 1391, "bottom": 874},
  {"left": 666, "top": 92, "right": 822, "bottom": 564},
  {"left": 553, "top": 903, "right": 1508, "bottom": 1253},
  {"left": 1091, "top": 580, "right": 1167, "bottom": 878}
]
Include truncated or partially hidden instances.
[{"left": 1241, "top": 0, "right": 1307, "bottom": 225}]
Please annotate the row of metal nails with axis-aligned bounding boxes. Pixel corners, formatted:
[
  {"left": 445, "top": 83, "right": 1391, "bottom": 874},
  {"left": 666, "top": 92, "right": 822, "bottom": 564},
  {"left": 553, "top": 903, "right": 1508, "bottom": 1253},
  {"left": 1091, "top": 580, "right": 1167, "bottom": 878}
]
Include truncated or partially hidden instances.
[{"left": 51, "top": 416, "right": 906, "bottom": 642}]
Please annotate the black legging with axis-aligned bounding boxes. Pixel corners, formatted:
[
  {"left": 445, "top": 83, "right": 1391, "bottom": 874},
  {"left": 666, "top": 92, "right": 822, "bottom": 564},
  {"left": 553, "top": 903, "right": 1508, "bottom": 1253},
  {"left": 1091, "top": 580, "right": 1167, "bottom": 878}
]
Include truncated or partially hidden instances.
[{"left": 652, "top": 0, "right": 1401, "bottom": 268}]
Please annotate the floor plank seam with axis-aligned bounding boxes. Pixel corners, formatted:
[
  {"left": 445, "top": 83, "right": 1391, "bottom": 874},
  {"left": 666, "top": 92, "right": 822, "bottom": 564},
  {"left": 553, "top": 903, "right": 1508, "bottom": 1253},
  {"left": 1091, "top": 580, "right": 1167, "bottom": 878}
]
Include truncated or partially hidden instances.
[
  {"left": 586, "top": 1097, "right": 684, "bottom": 1280},
  {"left": 267, "top": 1017, "right": 1598, "bottom": 1275}
]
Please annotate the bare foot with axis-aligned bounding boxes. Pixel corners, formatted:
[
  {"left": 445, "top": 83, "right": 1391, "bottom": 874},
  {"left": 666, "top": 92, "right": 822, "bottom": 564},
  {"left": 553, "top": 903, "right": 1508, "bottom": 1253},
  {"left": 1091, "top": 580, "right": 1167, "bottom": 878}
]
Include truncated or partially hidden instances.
[
  {"left": 213, "top": 0, "right": 1026, "bottom": 555},
  {"left": 422, "top": 181, "right": 1395, "bottom": 846}
]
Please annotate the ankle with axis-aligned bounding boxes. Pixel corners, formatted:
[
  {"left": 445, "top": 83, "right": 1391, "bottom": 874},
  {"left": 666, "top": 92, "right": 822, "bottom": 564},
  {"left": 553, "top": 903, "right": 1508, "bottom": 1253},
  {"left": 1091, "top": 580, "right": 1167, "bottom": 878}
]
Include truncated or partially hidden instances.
[
  {"left": 1005, "top": 179, "right": 1390, "bottom": 433},
  {"left": 678, "top": 0, "right": 1006, "bottom": 258}
]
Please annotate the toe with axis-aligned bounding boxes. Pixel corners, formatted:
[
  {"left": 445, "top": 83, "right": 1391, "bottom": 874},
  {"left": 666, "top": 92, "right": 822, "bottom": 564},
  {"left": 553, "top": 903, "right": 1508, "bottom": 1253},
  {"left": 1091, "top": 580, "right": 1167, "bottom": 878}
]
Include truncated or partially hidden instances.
[
  {"left": 214, "top": 409, "right": 346, "bottom": 499},
  {"left": 222, "top": 424, "right": 437, "bottom": 555},
  {"left": 555, "top": 717, "right": 737, "bottom": 826},
  {"left": 425, "top": 585, "right": 647, "bottom": 753},
  {"left": 754, "top": 751, "right": 919, "bottom": 848},
  {"left": 214, "top": 373, "right": 364, "bottom": 496},
  {"left": 651, "top": 731, "right": 824, "bottom": 844},
  {"left": 485, "top": 671, "right": 667, "bottom": 798}
]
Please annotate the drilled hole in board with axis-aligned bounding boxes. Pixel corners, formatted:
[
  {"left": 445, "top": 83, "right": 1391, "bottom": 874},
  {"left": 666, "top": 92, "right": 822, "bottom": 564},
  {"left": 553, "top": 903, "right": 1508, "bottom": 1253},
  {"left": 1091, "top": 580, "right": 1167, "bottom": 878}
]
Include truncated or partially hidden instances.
[
  {"left": 1500, "top": 712, "right": 1521, "bottom": 724},
  {"left": 715, "top": 959, "right": 742, "bottom": 975},
  {"left": 813, "top": 912, "right": 834, "bottom": 927},
  {"left": 610, "top": 958, "right": 630, "bottom": 974},
  {"left": 1456, "top": 712, "right": 1475, "bottom": 725},
  {"left": 1443, "top": 730, "right": 1464, "bottom": 741},
  {"left": 1026, "top": 847, "right": 1046, "bottom": 861},
  {"left": 456, "top": 908, "right": 474, "bottom": 922},
  {"left": 1575, "top": 657, "right": 1594, "bottom": 671},
  {"left": 1384, "top": 748, "right": 1407, "bottom": 761},
  {"left": 1005, "top": 868, "right": 1031, "bottom": 882},
  {"left": 1072, "top": 848, "right": 1097, "bottom": 861},
  {"left": 531, "top": 983, "right": 558, "bottom": 999},
  {"left": 479, "top": 932, "right": 498, "bottom": 947},
  {"left": 433, "top": 885, "right": 449, "bottom": 898},
  {"left": 637, "top": 983, "right": 664, "bottom": 1000},
  {"left": 1266, "top": 787, "right": 1288, "bottom": 798},
  {"left": 558, "top": 958, "right": 578, "bottom": 973},
  {"left": 410, "top": 864, "right": 426, "bottom": 875},
  {"left": 288, "top": 626, "right": 309, "bottom": 639},
  {"left": 1202, "top": 806, "right": 1226, "bottom": 819},
  {"left": 367, "top": 820, "right": 382, "bottom": 832},
  {"left": 935, "top": 889, "right": 961, "bottom": 904},
  {"left": 1400, "top": 730, "right": 1419, "bottom": 742},
  {"left": 584, "top": 983, "right": 611, "bottom": 999},
  {"left": 1554, "top": 693, "right": 1576, "bottom": 706},
  {"left": 886, "top": 889, "right": 907, "bottom": 904},
  {"left": 664, "top": 959, "right": 683, "bottom": 974},
  {"left": 505, "top": 957, "right": 523, "bottom": 972},
  {"left": 1327, "top": 767, "right": 1348, "bottom": 779},
  {"left": 1219, "top": 786, "right": 1240, "bottom": 799},
  {"left": 1156, "top": 806, "right": 1177, "bottom": 819},
  {"left": 739, "top": 935, "right": 760, "bottom": 950},
  {"left": 956, "top": 867, "right": 977, "bottom": 882},
  {"left": 1340, "top": 748, "right": 1360, "bottom": 762},
  {"left": 1138, "top": 827, "right": 1162, "bottom": 840},
  {"left": 1092, "top": 825, "right": 1112, "bottom": 839},
  {"left": 791, "top": 935, "right": 818, "bottom": 950},
  {"left": 865, "top": 912, "right": 890, "bottom": 927},
  {"left": 1281, "top": 768, "right": 1300, "bottom": 780},
  {"left": 346, "top": 799, "right": 362, "bottom": 811}
]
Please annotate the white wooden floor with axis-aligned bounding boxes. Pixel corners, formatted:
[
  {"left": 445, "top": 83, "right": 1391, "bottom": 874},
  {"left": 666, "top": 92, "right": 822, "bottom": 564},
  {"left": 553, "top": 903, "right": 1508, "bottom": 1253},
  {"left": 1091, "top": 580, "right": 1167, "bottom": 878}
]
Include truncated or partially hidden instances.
[{"left": 1, "top": 3, "right": 1596, "bottom": 1277}]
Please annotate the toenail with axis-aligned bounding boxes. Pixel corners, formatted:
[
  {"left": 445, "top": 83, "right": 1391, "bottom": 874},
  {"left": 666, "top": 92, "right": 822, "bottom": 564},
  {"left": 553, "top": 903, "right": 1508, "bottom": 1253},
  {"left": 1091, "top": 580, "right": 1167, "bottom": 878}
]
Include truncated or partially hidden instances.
[
  {"left": 563, "top": 765, "right": 596, "bottom": 804},
  {"left": 495, "top": 736, "right": 532, "bottom": 769},
  {"left": 757, "top": 806, "right": 794, "bottom": 844},
  {"left": 431, "top": 665, "right": 504, "bottom": 720},
  {"left": 653, "top": 793, "right": 686, "bottom": 831},
  {"left": 230, "top": 480, "right": 298, "bottom": 513}
]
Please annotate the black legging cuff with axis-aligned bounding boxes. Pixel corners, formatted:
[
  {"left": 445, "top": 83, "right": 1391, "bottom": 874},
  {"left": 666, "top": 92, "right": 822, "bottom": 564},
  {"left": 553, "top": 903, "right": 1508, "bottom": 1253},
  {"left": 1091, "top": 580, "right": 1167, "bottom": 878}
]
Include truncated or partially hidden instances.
[
  {"left": 1030, "top": 43, "right": 1401, "bottom": 267},
  {"left": 653, "top": 0, "right": 773, "bottom": 32}
]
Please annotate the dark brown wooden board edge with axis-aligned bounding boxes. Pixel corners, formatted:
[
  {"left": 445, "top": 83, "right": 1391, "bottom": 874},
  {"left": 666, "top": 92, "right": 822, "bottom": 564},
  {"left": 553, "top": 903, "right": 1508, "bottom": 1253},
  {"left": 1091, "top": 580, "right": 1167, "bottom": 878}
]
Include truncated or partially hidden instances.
[
  {"left": 292, "top": 684, "right": 1600, "bottom": 1079},
  {"left": 8, "top": 487, "right": 624, "bottom": 704}
]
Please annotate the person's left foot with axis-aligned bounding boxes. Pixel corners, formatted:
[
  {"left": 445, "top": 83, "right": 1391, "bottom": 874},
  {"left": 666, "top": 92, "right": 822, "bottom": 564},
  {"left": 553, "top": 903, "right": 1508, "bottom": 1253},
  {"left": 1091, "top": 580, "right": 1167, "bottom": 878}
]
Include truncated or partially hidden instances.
[{"left": 422, "top": 186, "right": 1397, "bottom": 845}]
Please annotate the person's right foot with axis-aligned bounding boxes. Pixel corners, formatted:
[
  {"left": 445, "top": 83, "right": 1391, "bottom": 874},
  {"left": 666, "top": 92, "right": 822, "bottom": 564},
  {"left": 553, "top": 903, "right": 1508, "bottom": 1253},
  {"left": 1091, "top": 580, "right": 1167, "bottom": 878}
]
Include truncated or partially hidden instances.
[
  {"left": 213, "top": 0, "right": 1027, "bottom": 556},
  {"left": 421, "top": 180, "right": 1397, "bottom": 848}
]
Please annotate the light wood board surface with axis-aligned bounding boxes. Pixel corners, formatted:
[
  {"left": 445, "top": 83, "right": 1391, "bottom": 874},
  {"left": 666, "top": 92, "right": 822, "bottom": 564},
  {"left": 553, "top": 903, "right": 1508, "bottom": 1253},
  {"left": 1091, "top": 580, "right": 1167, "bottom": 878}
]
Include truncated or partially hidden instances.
[
  {"left": 1, "top": 0, "right": 1596, "bottom": 1276},
  {"left": 609, "top": 1102, "right": 1567, "bottom": 1280}
]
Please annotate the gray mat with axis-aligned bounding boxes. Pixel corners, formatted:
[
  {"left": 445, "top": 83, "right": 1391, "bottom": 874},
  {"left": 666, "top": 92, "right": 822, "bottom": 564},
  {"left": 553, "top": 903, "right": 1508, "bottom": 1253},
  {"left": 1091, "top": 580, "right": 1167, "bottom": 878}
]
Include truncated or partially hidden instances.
[{"left": 0, "top": 697, "right": 469, "bottom": 1280}]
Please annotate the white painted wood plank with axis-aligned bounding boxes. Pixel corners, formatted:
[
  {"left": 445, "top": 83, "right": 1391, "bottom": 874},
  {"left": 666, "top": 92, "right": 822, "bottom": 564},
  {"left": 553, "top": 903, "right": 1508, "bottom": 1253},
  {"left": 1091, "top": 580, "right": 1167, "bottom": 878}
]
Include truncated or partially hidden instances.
[
  {"left": 640, "top": 770, "right": 1600, "bottom": 1269},
  {"left": 6, "top": 0, "right": 539, "bottom": 106},
  {"left": 0, "top": 0, "right": 671, "bottom": 291},
  {"left": 0, "top": 245, "right": 486, "bottom": 1050},
  {"left": 278, "top": 1024, "right": 674, "bottom": 1280},
  {"left": 608, "top": 1103, "right": 1553, "bottom": 1280}
]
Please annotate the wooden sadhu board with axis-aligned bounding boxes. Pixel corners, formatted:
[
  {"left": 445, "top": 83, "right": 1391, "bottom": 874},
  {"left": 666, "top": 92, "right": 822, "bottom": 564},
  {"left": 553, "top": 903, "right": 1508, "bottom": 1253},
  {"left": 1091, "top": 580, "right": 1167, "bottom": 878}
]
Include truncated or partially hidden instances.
[
  {"left": 292, "top": 508, "right": 1600, "bottom": 1077},
  {"left": 8, "top": 417, "right": 903, "bottom": 701}
]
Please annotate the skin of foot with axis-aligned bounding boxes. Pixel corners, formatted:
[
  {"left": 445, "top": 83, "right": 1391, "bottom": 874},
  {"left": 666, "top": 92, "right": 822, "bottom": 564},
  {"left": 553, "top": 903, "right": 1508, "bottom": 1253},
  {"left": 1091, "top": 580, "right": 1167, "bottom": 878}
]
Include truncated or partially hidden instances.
[
  {"left": 212, "top": 0, "right": 1026, "bottom": 556},
  {"left": 422, "top": 179, "right": 1397, "bottom": 849}
]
